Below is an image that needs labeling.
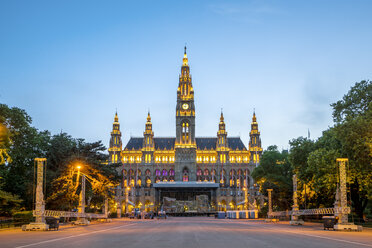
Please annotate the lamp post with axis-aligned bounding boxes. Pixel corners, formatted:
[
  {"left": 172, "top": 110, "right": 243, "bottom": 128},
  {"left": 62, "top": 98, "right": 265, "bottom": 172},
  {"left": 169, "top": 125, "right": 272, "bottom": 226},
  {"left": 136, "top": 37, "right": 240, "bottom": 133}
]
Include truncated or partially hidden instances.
[
  {"left": 243, "top": 187, "right": 248, "bottom": 210},
  {"left": 125, "top": 186, "right": 130, "bottom": 214},
  {"left": 75, "top": 165, "right": 90, "bottom": 225},
  {"left": 267, "top": 189, "right": 273, "bottom": 218}
]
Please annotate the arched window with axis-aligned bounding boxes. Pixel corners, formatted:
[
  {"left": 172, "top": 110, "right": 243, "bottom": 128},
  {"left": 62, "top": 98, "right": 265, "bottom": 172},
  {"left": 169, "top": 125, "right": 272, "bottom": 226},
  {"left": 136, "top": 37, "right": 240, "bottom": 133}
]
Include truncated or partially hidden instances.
[
  {"left": 212, "top": 176, "right": 216, "bottom": 183},
  {"left": 137, "top": 177, "right": 141, "bottom": 187},
  {"left": 220, "top": 176, "right": 226, "bottom": 185},
  {"left": 155, "top": 176, "right": 160, "bottom": 183},
  {"left": 169, "top": 169, "right": 175, "bottom": 176},
  {"left": 204, "top": 169, "right": 209, "bottom": 176},
  {"left": 162, "top": 169, "right": 168, "bottom": 176},
  {"left": 145, "top": 169, "right": 151, "bottom": 176},
  {"left": 155, "top": 169, "right": 161, "bottom": 177},
  {"left": 183, "top": 168, "right": 189, "bottom": 182},
  {"left": 146, "top": 177, "right": 151, "bottom": 187},
  {"left": 181, "top": 121, "right": 190, "bottom": 143},
  {"left": 230, "top": 177, "right": 235, "bottom": 187}
]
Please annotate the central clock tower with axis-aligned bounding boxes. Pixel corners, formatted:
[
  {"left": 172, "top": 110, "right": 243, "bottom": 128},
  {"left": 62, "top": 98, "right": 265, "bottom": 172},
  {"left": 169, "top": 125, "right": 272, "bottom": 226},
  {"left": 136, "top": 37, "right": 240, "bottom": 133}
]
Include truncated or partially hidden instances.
[{"left": 175, "top": 46, "right": 196, "bottom": 181}]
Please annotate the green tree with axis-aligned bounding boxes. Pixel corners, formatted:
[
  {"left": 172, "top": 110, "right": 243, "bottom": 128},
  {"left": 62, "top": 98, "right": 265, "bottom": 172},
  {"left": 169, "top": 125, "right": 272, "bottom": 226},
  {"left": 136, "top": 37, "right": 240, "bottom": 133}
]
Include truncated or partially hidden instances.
[
  {"left": 0, "top": 104, "right": 50, "bottom": 210},
  {"left": 288, "top": 80, "right": 372, "bottom": 218},
  {"left": 252, "top": 145, "right": 293, "bottom": 211},
  {"left": 331, "top": 80, "right": 372, "bottom": 219},
  {"left": 46, "top": 135, "right": 119, "bottom": 212},
  {"left": 331, "top": 80, "right": 372, "bottom": 123}
]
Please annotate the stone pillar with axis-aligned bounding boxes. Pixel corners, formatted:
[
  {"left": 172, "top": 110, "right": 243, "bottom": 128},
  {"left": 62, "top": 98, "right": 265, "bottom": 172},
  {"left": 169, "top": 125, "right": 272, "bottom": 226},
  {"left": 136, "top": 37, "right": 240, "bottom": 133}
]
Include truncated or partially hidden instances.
[
  {"left": 35, "top": 158, "right": 46, "bottom": 223},
  {"left": 22, "top": 158, "right": 49, "bottom": 230},
  {"left": 290, "top": 174, "right": 303, "bottom": 225},
  {"left": 334, "top": 158, "right": 361, "bottom": 231},
  {"left": 267, "top": 189, "right": 273, "bottom": 217},
  {"left": 337, "top": 159, "right": 348, "bottom": 224}
]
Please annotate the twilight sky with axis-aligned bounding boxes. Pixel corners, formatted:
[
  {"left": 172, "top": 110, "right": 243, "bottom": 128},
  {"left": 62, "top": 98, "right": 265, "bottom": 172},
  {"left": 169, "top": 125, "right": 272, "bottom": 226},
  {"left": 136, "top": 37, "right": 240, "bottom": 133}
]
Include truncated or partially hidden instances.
[{"left": 1, "top": 0, "right": 371, "bottom": 151}]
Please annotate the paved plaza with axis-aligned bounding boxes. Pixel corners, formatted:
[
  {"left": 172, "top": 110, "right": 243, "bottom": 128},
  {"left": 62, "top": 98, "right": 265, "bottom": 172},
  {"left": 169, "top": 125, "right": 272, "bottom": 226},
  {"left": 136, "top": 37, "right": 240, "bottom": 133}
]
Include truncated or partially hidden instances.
[{"left": 0, "top": 217, "right": 371, "bottom": 248}]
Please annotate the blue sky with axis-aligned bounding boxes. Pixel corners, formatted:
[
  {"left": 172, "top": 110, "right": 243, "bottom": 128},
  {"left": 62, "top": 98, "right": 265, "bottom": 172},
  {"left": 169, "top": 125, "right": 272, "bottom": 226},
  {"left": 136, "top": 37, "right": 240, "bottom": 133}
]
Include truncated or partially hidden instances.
[{"left": 1, "top": 0, "right": 371, "bottom": 151}]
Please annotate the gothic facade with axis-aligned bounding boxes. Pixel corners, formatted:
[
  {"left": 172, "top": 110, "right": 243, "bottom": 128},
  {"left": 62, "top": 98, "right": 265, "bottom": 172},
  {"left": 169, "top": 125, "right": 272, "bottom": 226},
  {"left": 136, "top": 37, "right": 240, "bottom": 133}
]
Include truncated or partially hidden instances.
[{"left": 108, "top": 47, "right": 262, "bottom": 213}]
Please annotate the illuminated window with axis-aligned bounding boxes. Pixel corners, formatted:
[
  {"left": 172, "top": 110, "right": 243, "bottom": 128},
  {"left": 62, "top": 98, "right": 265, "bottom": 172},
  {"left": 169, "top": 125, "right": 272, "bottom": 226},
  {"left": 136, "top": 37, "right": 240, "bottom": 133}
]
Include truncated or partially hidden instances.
[
  {"left": 183, "top": 168, "right": 189, "bottom": 182},
  {"left": 230, "top": 178, "right": 235, "bottom": 187},
  {"left": 182, "top": 121, "right": 190, "bottom": 143}
]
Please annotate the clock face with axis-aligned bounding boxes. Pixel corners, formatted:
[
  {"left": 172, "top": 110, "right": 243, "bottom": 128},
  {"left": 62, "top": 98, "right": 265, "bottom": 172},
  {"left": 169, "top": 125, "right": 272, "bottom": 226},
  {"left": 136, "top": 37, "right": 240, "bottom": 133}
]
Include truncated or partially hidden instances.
[{"left": 182, "top": 103, "right": 189, "bottom": 110}]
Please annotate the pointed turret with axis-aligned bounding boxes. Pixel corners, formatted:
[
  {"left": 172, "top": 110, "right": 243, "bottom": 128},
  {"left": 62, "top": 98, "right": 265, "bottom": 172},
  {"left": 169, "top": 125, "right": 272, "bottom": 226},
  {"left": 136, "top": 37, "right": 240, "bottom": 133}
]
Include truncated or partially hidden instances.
[
  {"left": 108, "top": 111, "right": 122, "bottom": 164},
  {"left": 143, "top": 112, "right": 154, "bottom": 162},
  {"left": 249, "top": 110, "right": 262, "bottom": 165}
]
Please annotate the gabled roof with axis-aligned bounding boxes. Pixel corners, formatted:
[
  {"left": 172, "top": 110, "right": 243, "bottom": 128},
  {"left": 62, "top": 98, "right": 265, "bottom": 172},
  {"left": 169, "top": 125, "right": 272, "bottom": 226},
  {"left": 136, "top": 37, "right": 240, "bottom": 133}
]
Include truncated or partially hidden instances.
[
  {"left": 124, "top": 137, "right": 247, "bottom": 150},
  {"left": 227, "top": 137, "right": 247, "bottom": 150},
  {"left": 154, "top": 137, "right": 176, "bottom": 150},
  {"left": 196, "top": 138, "right": 217, "bottom": 150}
]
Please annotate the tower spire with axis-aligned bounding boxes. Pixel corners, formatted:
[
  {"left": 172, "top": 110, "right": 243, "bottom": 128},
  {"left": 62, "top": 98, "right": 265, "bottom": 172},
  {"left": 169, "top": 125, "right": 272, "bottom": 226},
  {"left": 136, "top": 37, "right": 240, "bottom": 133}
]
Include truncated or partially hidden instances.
[
  {"left": 176, "top": 46, "right": 195, "bottom": 149},
  {"left": 183, "top": 45, "right": 188, "bottom": 66}
]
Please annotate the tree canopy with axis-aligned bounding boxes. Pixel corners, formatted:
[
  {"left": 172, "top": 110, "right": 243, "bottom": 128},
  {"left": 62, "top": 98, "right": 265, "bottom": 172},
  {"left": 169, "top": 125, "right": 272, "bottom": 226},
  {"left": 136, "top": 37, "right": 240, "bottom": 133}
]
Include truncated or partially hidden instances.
[{"left": 0, "top": 103, "right": 119, "bottom": 215}]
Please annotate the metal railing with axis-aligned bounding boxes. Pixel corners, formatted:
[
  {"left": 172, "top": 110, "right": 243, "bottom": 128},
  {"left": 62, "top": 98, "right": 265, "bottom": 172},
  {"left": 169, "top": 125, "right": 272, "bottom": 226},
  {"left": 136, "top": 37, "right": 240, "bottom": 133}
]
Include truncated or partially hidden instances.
[
  {"left": 33, "top": 210, "right": 107, "bottom": 219},
  {"left": 268, "top": 207, "right": 350, "bottom": 217}
]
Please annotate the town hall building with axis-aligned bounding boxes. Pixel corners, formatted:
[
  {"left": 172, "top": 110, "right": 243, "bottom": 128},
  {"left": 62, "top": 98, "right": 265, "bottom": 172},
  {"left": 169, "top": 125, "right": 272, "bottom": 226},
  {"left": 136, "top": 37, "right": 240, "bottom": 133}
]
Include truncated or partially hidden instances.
[{"left": 108, "top": 47, "right": 262, "bottom": 214}]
